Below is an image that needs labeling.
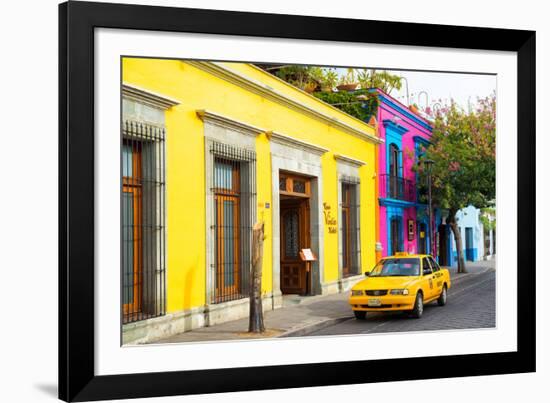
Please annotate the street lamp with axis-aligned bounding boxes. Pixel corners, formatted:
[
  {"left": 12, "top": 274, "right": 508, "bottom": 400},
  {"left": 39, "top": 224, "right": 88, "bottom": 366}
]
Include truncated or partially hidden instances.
[{"left": 423, "top": 159, "right": 435, "bottom": 257}]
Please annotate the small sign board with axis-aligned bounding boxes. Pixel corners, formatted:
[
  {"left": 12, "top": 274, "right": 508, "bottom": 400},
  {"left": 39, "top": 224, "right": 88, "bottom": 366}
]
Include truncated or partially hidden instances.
[
  {"left": 300, "top": 248, "right": 317, "bottom": 261},
  {"left": 408, "top": 219, "right": 415, "bottom": 241}
]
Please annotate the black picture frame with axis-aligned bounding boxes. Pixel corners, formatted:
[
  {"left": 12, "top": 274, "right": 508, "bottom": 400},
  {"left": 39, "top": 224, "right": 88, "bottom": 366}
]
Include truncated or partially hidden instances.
[{"left": 59, "top": 1, "right": 536, "bottom": 401}]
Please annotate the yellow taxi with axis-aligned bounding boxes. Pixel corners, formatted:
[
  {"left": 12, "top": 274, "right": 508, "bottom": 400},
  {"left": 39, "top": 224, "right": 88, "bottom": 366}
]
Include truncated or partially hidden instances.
[{"left": 349, "top": 252, "right": 451, "bottom": 319}]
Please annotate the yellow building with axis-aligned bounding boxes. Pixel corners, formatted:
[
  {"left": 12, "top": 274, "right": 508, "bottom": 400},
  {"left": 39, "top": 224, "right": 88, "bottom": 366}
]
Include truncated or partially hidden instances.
[{"left": 121, "top": 58, "right": 382, "bottom": 344}]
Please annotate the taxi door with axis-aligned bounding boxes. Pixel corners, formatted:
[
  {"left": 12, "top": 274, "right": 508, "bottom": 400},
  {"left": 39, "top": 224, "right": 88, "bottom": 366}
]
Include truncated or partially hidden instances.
[
  {"left": 421, "top": 257, "right": 437, "bottom": 300},
  {"left": 429, "top": 257, "right": 446, "bottom": 295}
]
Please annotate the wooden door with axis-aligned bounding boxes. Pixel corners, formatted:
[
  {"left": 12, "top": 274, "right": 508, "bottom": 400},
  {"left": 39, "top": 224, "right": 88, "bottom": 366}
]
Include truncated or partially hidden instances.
[
  {"left": 213, "top": 158, "right": 241, "bottom": 302},
  {"left": 438, "top": 224, "right": 449, "bottom": 266},
  {"left": 341, "top": 184, "right": 352, "bottom": 277},
  {"left": 465, "top": 227, "right": 474, "bottom": 261},
  {"left": 214, "top": 194, "right": 240, "bottom": 299},
  {"left": 390, "top": 217, "right": 402, "bottom": 256},
  {"left": 280, "top": 199, "right": 309, "bottom": 294},
  {"left": 122, "top": 141, "right": 142, "bottom": 316}
]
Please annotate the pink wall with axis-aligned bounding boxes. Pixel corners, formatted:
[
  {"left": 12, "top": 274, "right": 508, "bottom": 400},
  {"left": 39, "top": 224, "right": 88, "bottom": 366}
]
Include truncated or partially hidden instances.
[{"left": 374, "top": 89, "right": 433, "bottom": 256}]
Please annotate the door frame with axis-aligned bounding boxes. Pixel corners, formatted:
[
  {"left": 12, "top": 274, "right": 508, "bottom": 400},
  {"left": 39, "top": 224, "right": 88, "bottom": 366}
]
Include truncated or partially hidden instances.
[
  {"left": 270, "top": 147, "right": 324, "bottom": 304},
  {"left": 280, "top": 196, "right": 311, "bottom": 294}
]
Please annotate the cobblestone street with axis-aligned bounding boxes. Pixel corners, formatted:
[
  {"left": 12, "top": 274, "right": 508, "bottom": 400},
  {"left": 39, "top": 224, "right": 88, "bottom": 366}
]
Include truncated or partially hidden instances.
[{"left": 301, "top": 265, "right": 496, "bottom": 337}]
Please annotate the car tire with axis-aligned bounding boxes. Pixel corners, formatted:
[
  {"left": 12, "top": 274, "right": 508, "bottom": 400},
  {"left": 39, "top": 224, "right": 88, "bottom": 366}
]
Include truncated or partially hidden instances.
[
  {"left": 437, "top": 285, "right": 448, "bottom": 306},
  {"left": 354, "top": 311, "right": 367, "bottom": 320},
  {"left": 410, "top": 292, "right": 424, "bottom": 319}
]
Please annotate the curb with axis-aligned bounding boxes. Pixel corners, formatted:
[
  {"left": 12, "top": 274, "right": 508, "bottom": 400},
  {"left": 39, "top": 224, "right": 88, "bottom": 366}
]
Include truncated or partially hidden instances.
[
  {"left": 450, "top": 266, "right": 495, "bottom": 283},
  {"left": 279, "top": 316, "right": 352, "bottom": 338}
]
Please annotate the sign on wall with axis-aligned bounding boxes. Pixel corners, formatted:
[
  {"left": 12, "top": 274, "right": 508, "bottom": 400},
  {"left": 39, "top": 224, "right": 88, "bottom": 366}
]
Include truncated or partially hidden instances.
[{"left": 408, "top": 219, "right": 415, "bottom": 241}]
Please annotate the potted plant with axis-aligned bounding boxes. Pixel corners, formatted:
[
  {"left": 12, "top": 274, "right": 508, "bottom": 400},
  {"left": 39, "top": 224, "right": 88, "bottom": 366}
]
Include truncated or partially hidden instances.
[
  {"left": 337, "top": 68, "right": 360, "bottom": 91},
  {"left": 304, "top": 81, "right": 319, "bottom": 93},
  {"left": 318, "top": 68, "right": 338, "bottom": 92}
]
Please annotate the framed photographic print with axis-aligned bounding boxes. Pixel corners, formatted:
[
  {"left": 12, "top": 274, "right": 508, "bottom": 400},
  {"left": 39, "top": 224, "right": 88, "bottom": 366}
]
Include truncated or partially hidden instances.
[{"left": 59, "top": 1, "right": 535, "bottom": 401}]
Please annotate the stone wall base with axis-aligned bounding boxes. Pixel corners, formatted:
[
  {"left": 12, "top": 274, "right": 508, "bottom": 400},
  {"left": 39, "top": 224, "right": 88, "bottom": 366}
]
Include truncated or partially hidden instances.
[
  {"left": 321, "top": 274, "right": 363, "bottom": 295},
  {"left": 123, "top": 275, "right": 365, "bottom": 345},
  {"left": 123, "top": 294, "right": 275, "bottom": 345}
]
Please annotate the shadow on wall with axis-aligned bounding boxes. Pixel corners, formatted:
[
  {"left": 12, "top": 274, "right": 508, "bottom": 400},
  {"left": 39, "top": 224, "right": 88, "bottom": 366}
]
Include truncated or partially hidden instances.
[{"left": 182, "top": 263, "right": 195, "bottom": 332}]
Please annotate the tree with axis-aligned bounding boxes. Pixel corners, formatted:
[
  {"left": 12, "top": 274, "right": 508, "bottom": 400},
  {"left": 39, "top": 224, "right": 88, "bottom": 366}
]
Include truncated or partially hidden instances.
[
  {"left": 249, "top": 222, "right": 265, "bottom": 333},
  {"left": 417, "top": 95, "right": 496, "bottom": 273}
]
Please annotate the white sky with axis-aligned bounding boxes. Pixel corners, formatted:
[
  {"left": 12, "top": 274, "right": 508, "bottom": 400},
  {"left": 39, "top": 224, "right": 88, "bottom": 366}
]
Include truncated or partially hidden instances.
[{"left": 335, "top": 68, "right": 496, "bottom": 111}]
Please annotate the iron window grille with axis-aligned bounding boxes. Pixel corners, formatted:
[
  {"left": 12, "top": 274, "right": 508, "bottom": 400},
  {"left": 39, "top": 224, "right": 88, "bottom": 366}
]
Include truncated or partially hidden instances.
[
  {"left": 210, "top": 142, "right": 256, "bottom": 304},
  {"left": 122, "top": 120, "right": 166, "bottom": 324},
  {"left": 341, "top": 177, "right": 361, "bottom": 277}
]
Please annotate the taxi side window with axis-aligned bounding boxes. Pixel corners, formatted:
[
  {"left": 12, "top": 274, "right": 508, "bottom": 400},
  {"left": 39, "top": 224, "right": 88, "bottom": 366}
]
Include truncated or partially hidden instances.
[
  {"left": 429, "top": 257, "right": 440, "bottom": 272},
  {"left": 422, "top": 258, "right": 433, "bottom": 275}
]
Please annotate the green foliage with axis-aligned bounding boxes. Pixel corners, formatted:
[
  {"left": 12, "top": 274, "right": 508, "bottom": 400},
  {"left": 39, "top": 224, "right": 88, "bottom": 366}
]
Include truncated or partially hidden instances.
[
  {"left": 313, "top": 89, "right": 379, "bottom": 121},
  {"left": 356, "top": 69, "right": 403, "bottom": 94},
  {"left": 480, "top": 214, "right": 496, "bottom": 231},
  {"left": 480, "top": 207, "right": 496, "bottom": 231},
  {"left": 264, "top": 65, "right": 403, "bottom": 121},
  {"left": 273, "top": 65, "right": 339, "bottom": 92},
  {"left": 339, "top": 68, "right": 358, "bottom": 85},
  {"left": 274, "top": 65, "right": 315, "bottom": 90},
  {"left": 417, "top": 95, "right": 496, "bottom": 216}
]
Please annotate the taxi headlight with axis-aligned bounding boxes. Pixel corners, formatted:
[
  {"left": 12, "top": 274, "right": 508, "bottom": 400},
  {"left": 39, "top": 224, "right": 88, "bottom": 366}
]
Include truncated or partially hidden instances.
[
  {"left": 390, "top": 289, "right": 409, "bottom": 295},
  {"left": 351, "top": 290, "right": 364, "bottom": 296}
]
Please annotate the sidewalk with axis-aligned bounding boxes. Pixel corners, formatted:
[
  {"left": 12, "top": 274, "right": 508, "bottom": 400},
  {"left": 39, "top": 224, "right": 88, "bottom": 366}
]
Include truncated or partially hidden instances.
[
  {"left": 148, "top": 259, "right": 495, "bottom": 345},
  {"left": 447, "top": 257, "right": 495, "bottom": 279}
]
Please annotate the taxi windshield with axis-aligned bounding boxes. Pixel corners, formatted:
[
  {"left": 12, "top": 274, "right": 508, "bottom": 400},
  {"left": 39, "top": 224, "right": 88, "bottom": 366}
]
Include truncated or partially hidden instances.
[{"left": 369, "top": 258, "right": 420, "bottom": 277}]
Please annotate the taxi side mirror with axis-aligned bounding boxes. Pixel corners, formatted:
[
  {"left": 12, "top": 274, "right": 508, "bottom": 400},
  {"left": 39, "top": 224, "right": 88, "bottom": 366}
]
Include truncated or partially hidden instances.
[{"left": 365, "top": 271, "right": 370, "bottom": 277}]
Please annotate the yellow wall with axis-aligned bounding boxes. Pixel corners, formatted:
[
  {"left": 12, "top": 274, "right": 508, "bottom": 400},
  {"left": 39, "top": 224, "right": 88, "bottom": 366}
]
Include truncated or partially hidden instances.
[{"left": 122, "top": 58, "right": 379, "bottom": 313}]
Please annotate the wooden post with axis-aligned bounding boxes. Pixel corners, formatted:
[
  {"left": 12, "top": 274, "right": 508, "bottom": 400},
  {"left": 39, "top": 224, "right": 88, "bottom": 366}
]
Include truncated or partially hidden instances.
[{"left": 249, "top": 222, "right": 265, "bottom": 333}]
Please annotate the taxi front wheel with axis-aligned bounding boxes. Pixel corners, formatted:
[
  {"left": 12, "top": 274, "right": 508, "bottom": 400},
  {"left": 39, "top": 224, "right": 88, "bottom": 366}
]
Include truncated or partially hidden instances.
[
  {"left": 354, "top": 311, "right": 367, "bottom": 320},
  {"left": 410, "top": 292, "right": 424, "bottom": 319}
]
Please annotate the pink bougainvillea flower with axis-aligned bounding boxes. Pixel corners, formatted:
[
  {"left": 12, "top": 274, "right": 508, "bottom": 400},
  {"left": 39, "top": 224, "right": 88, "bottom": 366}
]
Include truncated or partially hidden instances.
[{"left": 449, "top": 161, "right": 460, "bottom": 172}]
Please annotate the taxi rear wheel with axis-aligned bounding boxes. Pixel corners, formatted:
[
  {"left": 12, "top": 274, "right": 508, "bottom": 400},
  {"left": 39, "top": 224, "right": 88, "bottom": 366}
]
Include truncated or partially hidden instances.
[
  {"left": 354, "top": 311, "right": 367, "bottom": 320},
  {"left": 410, "top": 292, "right": 424, "bottom": 319},
  {"left": 437, "top": 285, "right": 448, "bottom": 306}
]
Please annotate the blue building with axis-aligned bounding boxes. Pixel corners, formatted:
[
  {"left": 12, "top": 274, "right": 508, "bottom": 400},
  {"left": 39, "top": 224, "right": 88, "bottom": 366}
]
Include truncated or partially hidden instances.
[{"left": 437, "top": 205, "right": 489, "bottom": 267}]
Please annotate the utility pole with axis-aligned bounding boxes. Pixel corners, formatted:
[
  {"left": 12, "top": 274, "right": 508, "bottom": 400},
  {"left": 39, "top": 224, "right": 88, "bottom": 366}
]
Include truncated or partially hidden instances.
[{"left": 424, "top": 159, "right": 435, "bottom": 257}]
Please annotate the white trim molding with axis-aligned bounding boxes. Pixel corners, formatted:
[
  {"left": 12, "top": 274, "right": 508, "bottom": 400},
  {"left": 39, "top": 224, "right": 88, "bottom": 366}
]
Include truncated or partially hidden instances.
[
  {"left": 334, "top": 153, "right": 367, "bottom": 167},
  {"left": 186, "top": 61, "right": 383, "bottom": 145},
  {"left": 267, "top": 131, "right": 328, "bottom": 156},
  {"left": 196, "top": 109, "right": 266, "bottom": 137},
  {"left": 122, "top": 83, "right": 181, "bottom": 110}
]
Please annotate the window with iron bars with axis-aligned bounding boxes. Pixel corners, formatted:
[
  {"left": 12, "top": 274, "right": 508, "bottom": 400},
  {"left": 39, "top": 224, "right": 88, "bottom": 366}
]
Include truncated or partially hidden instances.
[
  {"left": 122, "top": 120, "right": 166, "bottom": 324},
  {"left": 211, "top": 142, "right": 256, "bottom": 303},
  {"left": 341, "top": 176, "right": 361, "bottom": 277}
]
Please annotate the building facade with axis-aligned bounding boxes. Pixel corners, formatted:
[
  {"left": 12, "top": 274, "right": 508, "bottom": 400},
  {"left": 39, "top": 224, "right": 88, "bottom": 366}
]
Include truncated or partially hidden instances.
[
  {"left": 371, "top": 89, "right": 436, "bottom": 258},
  {"left": 441, "top": 205, "right": 491, "bottom": 266},
  {"left": 121, "top": 59, "right": 381, "bottom": 344}
]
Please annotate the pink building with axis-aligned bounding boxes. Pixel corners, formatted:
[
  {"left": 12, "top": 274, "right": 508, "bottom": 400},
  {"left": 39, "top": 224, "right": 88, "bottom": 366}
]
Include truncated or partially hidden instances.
[{"left": 372, "top": 89, "right": 435, "bottom": 257}]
